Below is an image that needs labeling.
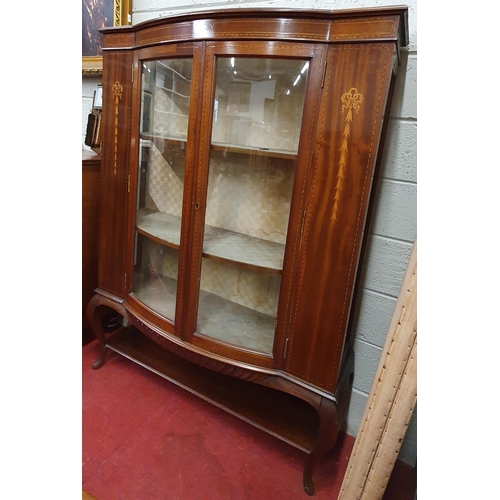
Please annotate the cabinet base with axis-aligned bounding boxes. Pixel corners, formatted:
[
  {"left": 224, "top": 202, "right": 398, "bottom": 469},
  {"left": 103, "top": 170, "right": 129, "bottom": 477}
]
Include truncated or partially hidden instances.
[
  {"left": 88, "top": 319, "right": 353, "bottom": 495},
  {"left": 108, "top": 326, "right": 320, "bottom": 451}
]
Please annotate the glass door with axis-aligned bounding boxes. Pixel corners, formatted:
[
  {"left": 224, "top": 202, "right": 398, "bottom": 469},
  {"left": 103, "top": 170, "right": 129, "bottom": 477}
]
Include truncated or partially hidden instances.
[
  {"left": 195, "top": 56, "right": 310, "bottom": 355},
  {"left": 132, "top": 57, "right": 193, "bottom": 324}
]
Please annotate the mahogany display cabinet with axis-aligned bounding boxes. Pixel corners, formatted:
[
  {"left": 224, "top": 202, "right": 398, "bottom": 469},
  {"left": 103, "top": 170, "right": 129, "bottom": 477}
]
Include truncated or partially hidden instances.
[{"left": 87, "top": 6, "right": 409, "bottom": 495}]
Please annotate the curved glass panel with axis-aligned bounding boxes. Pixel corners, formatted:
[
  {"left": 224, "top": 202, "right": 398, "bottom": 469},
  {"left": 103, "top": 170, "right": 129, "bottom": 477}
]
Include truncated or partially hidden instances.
[
  {"left": 132, "top": 58, "right": 193, "bottom": 323},
  {"left": 196, "top": 56, "right": 309, "bottom": 354}
]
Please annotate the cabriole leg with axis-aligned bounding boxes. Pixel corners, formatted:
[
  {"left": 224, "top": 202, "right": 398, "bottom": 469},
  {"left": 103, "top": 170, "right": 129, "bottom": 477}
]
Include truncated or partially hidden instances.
[
  {"left": 303, "top": 397, "right": 340, "bottom": 496},
  {"left": 86, "top": 294, "right": 126, "bottom": 370}
]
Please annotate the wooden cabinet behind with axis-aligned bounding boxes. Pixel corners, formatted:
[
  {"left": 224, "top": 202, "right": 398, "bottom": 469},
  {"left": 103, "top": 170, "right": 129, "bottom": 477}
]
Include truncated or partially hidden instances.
[
  {"left": 82, "top": 150, "right": 101, "bottom": 328},
  {"left": 87, "top": 7, "right": 408, "bottom": 496}
]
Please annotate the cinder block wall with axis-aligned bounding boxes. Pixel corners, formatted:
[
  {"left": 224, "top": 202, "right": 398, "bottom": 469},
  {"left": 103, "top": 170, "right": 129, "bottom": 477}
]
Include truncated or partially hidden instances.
[{"left": 82, "top": 0, "right": 417, "bottom": 467}]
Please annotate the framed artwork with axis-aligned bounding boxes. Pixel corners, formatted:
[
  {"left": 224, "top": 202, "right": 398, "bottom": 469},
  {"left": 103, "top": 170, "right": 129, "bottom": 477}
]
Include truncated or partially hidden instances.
[
  {"left": 93, "top": 85, "right": 103, "bottom": 109},
  {"left": 82, "top": 0, "right": 131, "bottom": 75}
]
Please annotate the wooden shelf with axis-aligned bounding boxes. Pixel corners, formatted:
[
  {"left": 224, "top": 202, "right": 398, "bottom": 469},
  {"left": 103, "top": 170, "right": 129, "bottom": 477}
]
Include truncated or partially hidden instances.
[
  {"left": 139, "top": 136, "right": 296, "bottom": 160},
  {"left": 106, "top": 325, "right": 319, "bottom": 453},
  {"left": 136, "top": 209, "right": 181, "bottom": 249},
  {"left": 211, "top": 142, "right": 297, "bottom": 160},
  {"left": 136, "top": 209, "right": 285, "bottom": 273},
  {"left": 140, "top": 133, "right": 187, "bottom": 145},
  {"left": 202, "top": 224, "right": 284, "bottom": 274},
  {"left": 132, "top": 271, "right": 276, "bottom": 354},
  {"left": 197, "top": 285, "right": 275, "bottom": 355}
]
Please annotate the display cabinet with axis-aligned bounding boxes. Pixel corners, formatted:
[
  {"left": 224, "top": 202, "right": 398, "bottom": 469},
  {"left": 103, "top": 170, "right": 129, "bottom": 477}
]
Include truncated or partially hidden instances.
[{"left": 87, "top": 6, "right": 408, "bottom": 495}]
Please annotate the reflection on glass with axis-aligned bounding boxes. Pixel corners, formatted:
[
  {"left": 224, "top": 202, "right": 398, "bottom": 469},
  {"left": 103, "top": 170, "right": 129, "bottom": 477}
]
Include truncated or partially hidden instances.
[
  {"left": 212, "top": 57, "right": 309, "bottom": 153},
  {"left": 132, "top": 58, "right": 193, "bottom": 323},
  {"left": 196, "top": 57, "right": 309, "bottom": 354}
]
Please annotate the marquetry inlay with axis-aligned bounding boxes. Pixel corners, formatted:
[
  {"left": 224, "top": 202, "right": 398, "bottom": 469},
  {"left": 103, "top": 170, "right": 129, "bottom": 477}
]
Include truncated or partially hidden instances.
[
  {"left": 112, "top": 80, "right": 123, "bottom": 176},
  {"left": 332, "top": 88, "right": 364, "bottom": 221}
]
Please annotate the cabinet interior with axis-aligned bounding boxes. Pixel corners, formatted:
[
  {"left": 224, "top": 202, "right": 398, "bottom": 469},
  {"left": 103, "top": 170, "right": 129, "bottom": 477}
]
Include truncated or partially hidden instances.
[{"left": 134, "top": 55, "right": 308, "bottom": 354}]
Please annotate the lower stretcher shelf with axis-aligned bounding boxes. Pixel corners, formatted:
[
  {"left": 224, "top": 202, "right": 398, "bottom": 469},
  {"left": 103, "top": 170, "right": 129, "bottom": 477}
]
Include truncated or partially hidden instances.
[{"left": 105, "top": 325, "right": 319, "bottom": 452}]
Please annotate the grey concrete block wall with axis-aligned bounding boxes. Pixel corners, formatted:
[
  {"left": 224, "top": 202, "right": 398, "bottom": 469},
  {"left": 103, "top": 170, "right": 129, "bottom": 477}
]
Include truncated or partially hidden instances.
[{"left": 82, "top": 0, "right": 417, "bottom": 467}]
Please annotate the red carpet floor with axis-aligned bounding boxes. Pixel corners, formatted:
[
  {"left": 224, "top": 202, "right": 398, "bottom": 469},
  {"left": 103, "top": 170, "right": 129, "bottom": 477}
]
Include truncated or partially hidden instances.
[{"left": 82, "top": 338, "right": 416, "bottom": 500}]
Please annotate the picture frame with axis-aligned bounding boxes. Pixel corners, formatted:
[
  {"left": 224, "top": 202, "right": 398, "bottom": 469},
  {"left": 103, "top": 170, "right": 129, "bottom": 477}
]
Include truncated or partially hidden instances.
[
  {"left": 85, "top": 84, "right": 104, "bottom": 153},
  {"left": 93, "top": 85, "right": 103, "bottom": 109},
  {"left": 82, "top": 0, "right": 131, "bottom": 75}
]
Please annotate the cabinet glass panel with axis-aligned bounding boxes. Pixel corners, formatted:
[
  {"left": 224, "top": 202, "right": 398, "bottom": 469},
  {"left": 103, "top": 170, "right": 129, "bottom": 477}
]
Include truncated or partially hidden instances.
[
  {"left": 196, "top": 57, "right": 309, "bottom": 354},
  {"left": 132, "top": 58, "right": 193, "bottom": 323}
]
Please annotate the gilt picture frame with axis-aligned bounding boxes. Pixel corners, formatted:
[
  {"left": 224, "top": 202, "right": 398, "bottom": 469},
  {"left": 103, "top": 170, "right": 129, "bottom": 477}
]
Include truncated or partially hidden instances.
[{"left": 82, "top": 0, "right": 131, "bottom": 75}]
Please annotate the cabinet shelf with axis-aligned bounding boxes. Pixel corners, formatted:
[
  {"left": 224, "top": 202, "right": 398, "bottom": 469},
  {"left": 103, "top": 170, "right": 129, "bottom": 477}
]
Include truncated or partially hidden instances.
[
  {"left": 132, "top": 272, "right": 275, "bottom": 354},
  {"left": 153, "top": 109, "right": 189, "bottom": 117},
  {"left": 140, "top": 134, "right": 187, "bottom": 146},
  {"left": 211, "top": 142, "right": 297, "bottom": 160},
  {"left": 140, "top": 135, "right": 297, "bottom": 161},
  {"left": 136, "top": 209, "right": 181, "bottom": 249},
  {"left": 197, "top": 285, "right": 275, "bottom": 354},
  {"left": 136, "top": 209, "right": 285, "bottom": 273}
]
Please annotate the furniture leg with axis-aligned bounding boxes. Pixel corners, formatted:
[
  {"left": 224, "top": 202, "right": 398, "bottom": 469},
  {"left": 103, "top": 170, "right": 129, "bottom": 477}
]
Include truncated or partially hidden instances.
[
  {"left": 86, "top": 294, "right": 126, "bottom": 370},
  {"left": 303, "top": 396, "right": 340, "bottom": 496}
]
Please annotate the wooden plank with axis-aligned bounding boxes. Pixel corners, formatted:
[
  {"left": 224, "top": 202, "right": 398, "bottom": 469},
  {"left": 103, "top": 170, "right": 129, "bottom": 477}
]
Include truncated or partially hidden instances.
[
  {"left": 362, "top": 340, "right": 416, "bottom": 499},
  {"left": 338, "top": 238, "right": 417, "bottom": 500}
]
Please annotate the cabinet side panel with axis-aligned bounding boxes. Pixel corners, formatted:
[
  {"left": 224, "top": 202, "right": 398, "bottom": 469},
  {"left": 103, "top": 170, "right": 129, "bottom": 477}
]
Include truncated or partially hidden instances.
[
  {"left": 286, "top": 43, "right": 395, "bottom": 393},
  {"left": 98, "top": 50, "right": 133, "bottom": 297}
]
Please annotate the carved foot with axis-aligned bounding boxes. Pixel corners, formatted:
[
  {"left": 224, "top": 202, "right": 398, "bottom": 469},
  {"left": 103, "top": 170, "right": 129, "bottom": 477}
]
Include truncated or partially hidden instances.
[
  {"left": 91, "top": 346, "right": 108, "bottom": 370},
  {"left": 303, "top": 470, "right": 315, "bottom": 496}
]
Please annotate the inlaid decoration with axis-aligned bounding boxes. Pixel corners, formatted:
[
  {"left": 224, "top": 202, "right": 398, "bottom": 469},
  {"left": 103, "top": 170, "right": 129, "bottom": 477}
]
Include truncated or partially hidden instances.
[
  {"left": 331, "top": 87, "right": 364, "bottom": 221},
  {"left": 112, "top": 81, "right": 123, "bottom": 175}
]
